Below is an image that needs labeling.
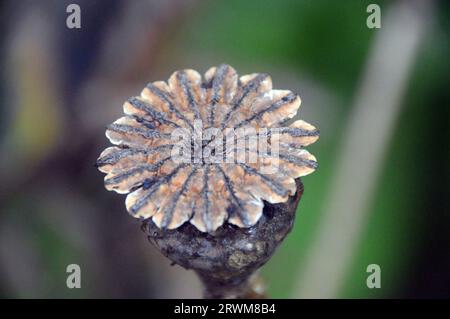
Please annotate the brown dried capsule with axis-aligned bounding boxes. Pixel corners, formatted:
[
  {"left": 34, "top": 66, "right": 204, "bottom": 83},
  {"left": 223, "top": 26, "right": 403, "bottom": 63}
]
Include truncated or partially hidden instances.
[{"left": 97, "top": 64, "right": 319, "bottom": 233}]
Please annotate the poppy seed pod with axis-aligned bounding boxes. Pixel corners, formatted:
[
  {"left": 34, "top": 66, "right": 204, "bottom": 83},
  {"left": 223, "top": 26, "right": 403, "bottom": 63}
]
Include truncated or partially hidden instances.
[{"left": 97, "top": 64, "right": 319, "bottom": 298}]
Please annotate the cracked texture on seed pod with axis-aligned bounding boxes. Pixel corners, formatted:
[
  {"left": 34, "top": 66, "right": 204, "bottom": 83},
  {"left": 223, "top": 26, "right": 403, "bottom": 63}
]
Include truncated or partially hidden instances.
[{"left": 96, "top": 64, "right": 319, "bottom": 233}]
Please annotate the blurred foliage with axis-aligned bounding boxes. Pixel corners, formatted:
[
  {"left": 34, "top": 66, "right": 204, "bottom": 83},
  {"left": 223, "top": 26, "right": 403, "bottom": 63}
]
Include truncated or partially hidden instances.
[{"left": 184, "top": 0, "right": 378, "bottom": 93}]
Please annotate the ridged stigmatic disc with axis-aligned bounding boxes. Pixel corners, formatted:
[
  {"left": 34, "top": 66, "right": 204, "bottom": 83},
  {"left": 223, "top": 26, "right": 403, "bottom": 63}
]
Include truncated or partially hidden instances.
[{"left": 97, "top": 65, "right": 319, "bottom": 233}]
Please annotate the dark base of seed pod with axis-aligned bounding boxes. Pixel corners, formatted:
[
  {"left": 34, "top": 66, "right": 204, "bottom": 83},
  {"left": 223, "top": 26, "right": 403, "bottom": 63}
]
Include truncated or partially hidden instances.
[{"left": 142, "top": 178, "right": 304, "bottom": 299}]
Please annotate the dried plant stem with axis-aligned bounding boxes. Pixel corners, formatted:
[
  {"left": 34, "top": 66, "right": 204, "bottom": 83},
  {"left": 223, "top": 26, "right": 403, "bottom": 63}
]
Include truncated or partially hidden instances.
[{"left": 198, "top": 270, "right": 266, "bottom": 299}]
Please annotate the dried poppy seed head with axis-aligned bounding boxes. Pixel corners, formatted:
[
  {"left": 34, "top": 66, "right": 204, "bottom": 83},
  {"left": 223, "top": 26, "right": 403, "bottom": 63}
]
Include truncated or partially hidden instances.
[{"left": 97, "top": 64, "right": 319, "bottom": 233}]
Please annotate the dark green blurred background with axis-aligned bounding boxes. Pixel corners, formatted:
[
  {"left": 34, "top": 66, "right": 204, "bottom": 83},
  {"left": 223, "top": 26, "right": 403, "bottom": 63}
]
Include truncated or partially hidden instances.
[{"left": 0, "top": 0, "right": 448, "bottom": 298}]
